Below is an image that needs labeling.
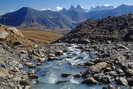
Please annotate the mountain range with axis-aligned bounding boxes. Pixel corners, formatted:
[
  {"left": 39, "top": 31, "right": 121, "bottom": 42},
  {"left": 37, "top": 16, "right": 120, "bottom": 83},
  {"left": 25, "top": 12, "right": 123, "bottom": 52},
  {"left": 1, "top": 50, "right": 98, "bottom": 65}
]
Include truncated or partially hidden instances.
[{"left": 1, "top": 4, "right": 133, "bottom": 29}]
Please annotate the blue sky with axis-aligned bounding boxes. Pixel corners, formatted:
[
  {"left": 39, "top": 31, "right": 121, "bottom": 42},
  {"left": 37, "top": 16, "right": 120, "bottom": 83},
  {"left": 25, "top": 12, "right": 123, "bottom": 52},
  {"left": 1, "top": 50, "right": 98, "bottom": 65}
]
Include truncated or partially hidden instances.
[{"left": 0, "top": 0, "right": 133, "bottom": 15}]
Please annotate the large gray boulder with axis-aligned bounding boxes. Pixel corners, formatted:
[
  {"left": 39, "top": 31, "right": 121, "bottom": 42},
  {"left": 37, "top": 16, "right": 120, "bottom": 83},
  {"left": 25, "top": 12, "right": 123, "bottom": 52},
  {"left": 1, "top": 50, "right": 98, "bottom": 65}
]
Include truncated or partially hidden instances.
[
  {"left": 0, "top": 31, "right": 9, "bottom": 40},
  {"left": 89, "top": 62, "right": 108, "bottom": 72}
]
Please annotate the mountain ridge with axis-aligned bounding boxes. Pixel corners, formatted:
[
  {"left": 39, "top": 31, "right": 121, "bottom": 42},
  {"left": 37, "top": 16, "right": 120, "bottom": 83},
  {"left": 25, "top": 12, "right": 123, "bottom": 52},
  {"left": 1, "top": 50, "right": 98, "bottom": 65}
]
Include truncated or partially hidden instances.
[{"left": 1, "top": 5, "right": 133, "bottom": 30}]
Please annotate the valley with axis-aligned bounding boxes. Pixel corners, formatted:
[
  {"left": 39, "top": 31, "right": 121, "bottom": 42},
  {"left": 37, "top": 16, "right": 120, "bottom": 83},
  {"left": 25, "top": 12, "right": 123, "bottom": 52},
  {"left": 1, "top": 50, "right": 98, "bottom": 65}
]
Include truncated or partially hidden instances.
[{"left": 1, "top": 2, "right": 133, "bottom": 89}]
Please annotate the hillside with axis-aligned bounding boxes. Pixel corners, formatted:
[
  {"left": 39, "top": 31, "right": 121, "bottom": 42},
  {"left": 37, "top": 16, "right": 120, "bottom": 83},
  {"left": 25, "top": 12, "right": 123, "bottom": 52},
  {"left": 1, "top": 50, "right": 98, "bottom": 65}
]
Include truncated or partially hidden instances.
[
  {"left": 58, "top": 14, "right": 133, "bottom": 43},
  {"left": 0, "top": 24, "right": 63, "bottom": 46},
  {"left": 0, "top": 24, "right": 34, "bottom": 46},
  {"left": 23, "top": 30, "right": 63, "bottom": 44}
]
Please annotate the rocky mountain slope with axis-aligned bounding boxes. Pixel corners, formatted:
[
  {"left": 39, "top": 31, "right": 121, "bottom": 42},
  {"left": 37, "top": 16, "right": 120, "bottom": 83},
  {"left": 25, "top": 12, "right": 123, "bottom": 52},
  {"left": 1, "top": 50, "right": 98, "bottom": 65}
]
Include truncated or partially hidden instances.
[
  {"left": 58, "top": 14, "right": 133, "bottom": 43},
  {"left": 1, "top": 5, "right": 133, "bottom": 30},
  {"left": 60, "top": 5, "right": 87, "bottom": 22},
  {"left": 0, "top": 7, "right": 75, "bottom": 29},
  {"left": 0, "top": 6, "right": 84, "bottom": 29}
]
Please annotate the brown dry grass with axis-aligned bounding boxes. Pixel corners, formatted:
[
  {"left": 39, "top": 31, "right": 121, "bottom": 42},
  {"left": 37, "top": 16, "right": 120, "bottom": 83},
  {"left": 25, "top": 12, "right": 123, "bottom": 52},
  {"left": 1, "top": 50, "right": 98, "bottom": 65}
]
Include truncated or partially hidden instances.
[{"left": 22, "top": 31, "right": 63, "bottom": 44}]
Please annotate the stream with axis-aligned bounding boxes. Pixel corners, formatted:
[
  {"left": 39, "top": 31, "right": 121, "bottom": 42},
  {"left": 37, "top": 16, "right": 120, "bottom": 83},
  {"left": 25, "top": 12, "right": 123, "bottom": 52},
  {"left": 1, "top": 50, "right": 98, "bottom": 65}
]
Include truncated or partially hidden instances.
[{"left": 32, "top": 44, "right": 106, "bottom": 89}]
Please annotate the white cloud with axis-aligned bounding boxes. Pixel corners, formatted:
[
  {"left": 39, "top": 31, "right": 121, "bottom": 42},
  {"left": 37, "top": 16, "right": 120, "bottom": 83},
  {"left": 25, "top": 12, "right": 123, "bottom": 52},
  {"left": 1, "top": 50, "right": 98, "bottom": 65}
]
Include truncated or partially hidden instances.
[
  {"left": 40, "top": 8, "right": 46, "bottom": 11},
  {"left": 103, "top": 4, "right": 111, "bottom": 7},
  {"left": 47, "top": 8, "right": 52, "bottom": 10},
  {"left": 56, "top": 6, "right": 63, "bottom": 11},
  {"left": 40, "top": 8, "right": 52, "bottom": 11}
]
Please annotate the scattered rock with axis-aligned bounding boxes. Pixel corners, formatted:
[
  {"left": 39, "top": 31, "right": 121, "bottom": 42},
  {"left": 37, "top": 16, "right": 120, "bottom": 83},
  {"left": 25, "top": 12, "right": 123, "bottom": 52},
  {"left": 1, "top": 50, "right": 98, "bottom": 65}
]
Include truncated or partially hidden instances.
[
  {"left": 127, "top": 77, "right": 133, "bottom": 86},
  {"left": 28, "top": 73, "right": 38, "bottom": 79},
  {"left": 103, "top": 84, "right": 120, "bottom": 89},
  {"left": 0, "top": 68, "right": 9, "bottom": 77},
  {"left": 94, "top": 73, "right": 111, "bottom": 84},
  {"left": 19, "top": 80, "right": 30, "bottom": 86},
  {"left": 25, "top": 62, "right": 36, "bottom": 68},
  {"left": 55, "top": 50, "right": 63, "bottom": 56},
  {"left": 126, "top": 69, "right": 133, "bottom": 76},
  {"left": 116, "top": 77, "right": 128, "bottom": 86}
]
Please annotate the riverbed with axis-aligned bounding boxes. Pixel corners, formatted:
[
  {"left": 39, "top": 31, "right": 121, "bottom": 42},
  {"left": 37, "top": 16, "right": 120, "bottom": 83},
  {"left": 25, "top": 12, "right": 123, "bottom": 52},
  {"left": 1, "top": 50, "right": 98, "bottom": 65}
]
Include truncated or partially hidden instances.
[{"left": 31, "top": 44, "right": 107, "bottom": 89}]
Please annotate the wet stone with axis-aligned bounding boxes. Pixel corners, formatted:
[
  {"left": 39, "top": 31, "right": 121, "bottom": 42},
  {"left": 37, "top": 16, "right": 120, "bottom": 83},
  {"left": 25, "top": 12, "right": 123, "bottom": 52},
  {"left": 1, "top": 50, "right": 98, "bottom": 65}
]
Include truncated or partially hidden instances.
[
  {"left": 116, "top": 77, "right": 128, "bottom": 86},
  {"left": 103, "top": 84, "right": 120, "bottom": 89},
  {"left": 73, "top": 74, "right": 82, "bottom": 78},
  {"left": 61, "top": 73, "right": 72, "bottom": 78},
  {"left": 82, "top": 77, "right": 98, "bottom": 85}
]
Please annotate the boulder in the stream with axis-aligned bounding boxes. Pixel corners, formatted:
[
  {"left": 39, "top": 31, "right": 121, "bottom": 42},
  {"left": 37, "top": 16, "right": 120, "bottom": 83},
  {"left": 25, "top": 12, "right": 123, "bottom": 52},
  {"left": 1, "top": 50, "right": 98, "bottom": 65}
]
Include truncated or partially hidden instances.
[
  {"left": 48, "top": 53, "right": 56, "bottom": 57},
  {"left": 48, "top": 53, "right": 58, "bottom": 60},
  {"left": 56, "top": 80, "right": 68, "bottom": 84},
  {"left": 73, "top": 74, "right": 82, "bottom": 78},
  {"left": 28, "top": 72, "right": 38, "bottom": 79},
  {"left": 37, "top": 57, "right": 46, "bottom": 62},
  {"left": 82, "top": 77, "right": 98, "bottom": 85},
  {"left": 61, "top": 73, "right": 72, "bottom": 78},
  {"left": 89, "top": 62, "right": 108, "bottom": 72}
]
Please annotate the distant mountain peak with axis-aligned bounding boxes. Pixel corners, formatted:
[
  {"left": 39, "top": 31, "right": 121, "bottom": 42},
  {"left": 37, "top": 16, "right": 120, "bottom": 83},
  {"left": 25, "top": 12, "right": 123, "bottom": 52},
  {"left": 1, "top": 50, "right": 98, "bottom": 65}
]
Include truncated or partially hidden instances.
[
  {"left": 77, "top": 5, "right": 82, "bottom": 9},
  {"left": 61, "top": 8, "right": 67, "bottom": 12},
  {"left": 117, "top": 4, "right": 130, "bottom": 8},
  {"left": 18, "top": 7, "right": 34, "bottom": 11},
  {"left": 68, "top": 5, "right": 86, "bottom": 12},
  {"left": 70, "top": 5, "right": 75, "bottom": 11},
  {"left": 15, "top": 7, "right": 39, "bottom": 17}
]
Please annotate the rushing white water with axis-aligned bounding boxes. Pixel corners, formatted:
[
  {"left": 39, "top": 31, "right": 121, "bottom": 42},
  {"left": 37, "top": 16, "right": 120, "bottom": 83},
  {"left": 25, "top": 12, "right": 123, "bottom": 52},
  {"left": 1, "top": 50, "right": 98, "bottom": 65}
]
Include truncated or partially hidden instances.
[
  {"left": 48, "top": 73, "right": 58, "bottom": 84},
  {"left": 32, "top": 44, "right": 105, "bottom": 89},
  {"left": 69, "top": 76, "right": 80, "bottom": 84}
]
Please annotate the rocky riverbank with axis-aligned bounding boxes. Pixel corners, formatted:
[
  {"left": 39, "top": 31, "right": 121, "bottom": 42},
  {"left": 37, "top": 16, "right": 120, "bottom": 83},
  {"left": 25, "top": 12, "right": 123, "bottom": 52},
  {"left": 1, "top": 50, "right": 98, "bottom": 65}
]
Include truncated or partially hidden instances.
[
  {"left": 75, "top": 42, "right": 133, "bottom": 89},
  {"left": 31, "top": 42, "right": 133, "bottom": 89},
  {"left": 1, "top": 40, "right": 133, "bottom": 89}
]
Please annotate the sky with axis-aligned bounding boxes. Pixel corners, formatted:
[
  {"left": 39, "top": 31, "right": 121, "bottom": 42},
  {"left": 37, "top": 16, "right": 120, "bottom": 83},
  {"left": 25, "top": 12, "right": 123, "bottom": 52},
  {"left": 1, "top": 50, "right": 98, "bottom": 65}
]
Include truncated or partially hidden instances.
[{"left": 0, "top": 0, "right": 133, "bottom": 15}]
